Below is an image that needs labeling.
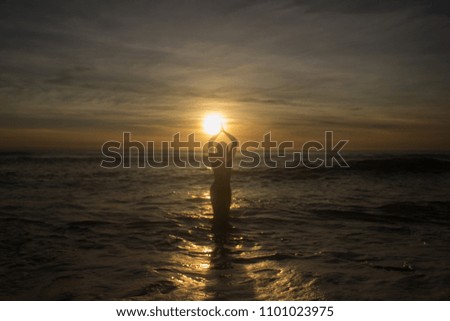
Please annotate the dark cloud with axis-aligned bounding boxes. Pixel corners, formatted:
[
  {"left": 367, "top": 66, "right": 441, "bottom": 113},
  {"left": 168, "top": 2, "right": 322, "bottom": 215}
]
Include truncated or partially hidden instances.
[
  {"left": 0, "top": 0, "right": 449, "bottom": 150},
  {"left": 289, "top": 0, "right": 450, "bottom": 16}
]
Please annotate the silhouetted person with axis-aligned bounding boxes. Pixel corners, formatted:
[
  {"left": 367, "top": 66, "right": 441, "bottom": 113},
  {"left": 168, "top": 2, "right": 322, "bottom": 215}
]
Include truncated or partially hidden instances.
[{"left": 208, "top": 128, "right": 238, "bottom": 226}]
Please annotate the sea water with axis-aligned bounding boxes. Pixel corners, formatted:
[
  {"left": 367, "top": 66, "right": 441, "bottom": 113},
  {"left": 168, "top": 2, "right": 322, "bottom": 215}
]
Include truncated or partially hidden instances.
[{"left": 0, "top": 152, "right": 449, "bottom": 300}]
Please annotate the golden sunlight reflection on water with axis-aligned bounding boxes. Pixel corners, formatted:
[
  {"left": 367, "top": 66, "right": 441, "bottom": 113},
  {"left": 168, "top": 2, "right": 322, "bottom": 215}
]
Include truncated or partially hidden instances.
[{"left": 154, "top": 188, "right": 324, "bottom": 300}]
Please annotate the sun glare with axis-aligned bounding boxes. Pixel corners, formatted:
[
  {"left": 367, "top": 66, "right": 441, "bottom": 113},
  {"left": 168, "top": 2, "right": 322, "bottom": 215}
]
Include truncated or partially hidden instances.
[{"left": 203, "top": 114, "right": 225, "bottom": 135}]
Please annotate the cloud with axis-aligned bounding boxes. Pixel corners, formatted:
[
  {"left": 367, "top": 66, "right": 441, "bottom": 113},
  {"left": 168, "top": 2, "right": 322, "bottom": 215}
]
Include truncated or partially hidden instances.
[
  {"left": 0, "top": 0, "right": 449, "bottom": 150},
  {"left": 289, "top": 0, "right": 450, "bottom": 16}
]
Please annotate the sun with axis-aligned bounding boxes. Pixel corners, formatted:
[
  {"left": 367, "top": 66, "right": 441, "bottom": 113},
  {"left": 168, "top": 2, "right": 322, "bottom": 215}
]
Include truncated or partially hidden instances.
[{"left": 203, "top": 114, "right": 225, "bottom": 135}]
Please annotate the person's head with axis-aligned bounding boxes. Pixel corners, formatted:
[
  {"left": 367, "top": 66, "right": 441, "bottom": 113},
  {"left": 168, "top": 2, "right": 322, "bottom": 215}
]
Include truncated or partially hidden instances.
[
  {"left": 208, "top": 141, "right": 230, "bottom": 168},
  {"left": 209, "top": 141, "right": 227, "bottom": 157}
]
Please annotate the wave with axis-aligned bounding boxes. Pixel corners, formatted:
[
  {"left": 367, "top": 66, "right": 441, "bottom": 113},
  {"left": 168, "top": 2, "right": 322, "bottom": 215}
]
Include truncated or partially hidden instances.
[
  {"left": 311, "top": 201, "right": 450, "bottom": 225},
  {"left": 232, "top": 155, "right": 450, "bottom": 183},
  {"left": 347, "top": 157, "right": 450, "bottom": 173}
]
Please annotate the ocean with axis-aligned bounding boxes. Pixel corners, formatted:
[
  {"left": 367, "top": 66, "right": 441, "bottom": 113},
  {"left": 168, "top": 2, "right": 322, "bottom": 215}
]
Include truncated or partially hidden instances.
[{"left": 1, "top": 152, "right": 449, "bottom": 300}]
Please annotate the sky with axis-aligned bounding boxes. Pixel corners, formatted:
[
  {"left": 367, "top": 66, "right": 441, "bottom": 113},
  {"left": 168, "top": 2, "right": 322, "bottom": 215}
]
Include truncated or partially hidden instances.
[{"left": 0, "top": 0, "right": 449, "bottom": 151}]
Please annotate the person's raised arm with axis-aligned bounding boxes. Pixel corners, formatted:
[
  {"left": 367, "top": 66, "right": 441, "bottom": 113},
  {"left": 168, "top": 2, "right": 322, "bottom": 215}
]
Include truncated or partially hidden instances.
[
  {"left": 208, "top": 132, "right": 220, "bottom": 147},
  {"left": 222, "top": 127, "right": 238, "bottom": 144},
  {"left": 223, "top": 129, "right": 238, "bottom": 152}
]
